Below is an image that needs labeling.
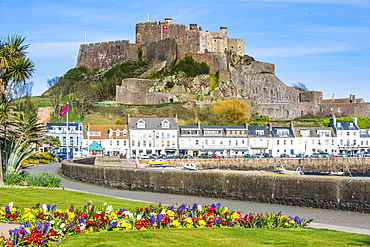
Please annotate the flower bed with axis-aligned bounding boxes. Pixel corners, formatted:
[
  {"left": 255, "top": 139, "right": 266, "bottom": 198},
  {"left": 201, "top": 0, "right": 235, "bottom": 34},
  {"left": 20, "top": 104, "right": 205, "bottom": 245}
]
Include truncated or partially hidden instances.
[{"left": 0, "top": 202, "right": 313, "bottom": 246}]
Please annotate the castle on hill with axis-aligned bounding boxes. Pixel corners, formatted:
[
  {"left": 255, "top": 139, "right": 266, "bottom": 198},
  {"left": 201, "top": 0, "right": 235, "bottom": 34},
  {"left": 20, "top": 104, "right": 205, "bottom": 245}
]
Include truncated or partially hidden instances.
[{"left": 76, "top": 18, "right": 370, "bottom": 120}]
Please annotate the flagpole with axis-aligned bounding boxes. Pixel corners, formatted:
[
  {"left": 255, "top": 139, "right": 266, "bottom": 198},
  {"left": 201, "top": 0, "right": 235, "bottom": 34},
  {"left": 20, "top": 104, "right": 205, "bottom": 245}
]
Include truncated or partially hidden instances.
[{"left": 66, "top": 103, "right": 69, "bottom": 159}]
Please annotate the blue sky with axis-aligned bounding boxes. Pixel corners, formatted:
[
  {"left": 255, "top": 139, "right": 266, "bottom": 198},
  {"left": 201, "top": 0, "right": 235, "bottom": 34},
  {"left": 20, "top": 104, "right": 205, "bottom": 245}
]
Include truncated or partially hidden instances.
[{"left": 2, "top": 0, "right": 370, "bottom": 100}]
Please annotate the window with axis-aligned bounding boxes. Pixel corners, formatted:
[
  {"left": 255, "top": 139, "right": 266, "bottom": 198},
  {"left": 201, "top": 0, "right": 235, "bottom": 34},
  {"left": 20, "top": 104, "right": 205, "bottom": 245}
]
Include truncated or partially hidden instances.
[
  {"left": 256, "top": 130, "right": 264, "bottom": 136},
  {"left": 277, "top": 140, "right": 279, "bottom": 145},
  {"left": 161, "top": 120, "right": 170, "bottom": 128},
  {"left": 117, "top": 140, "right": 119, "bottom": 146},
  {"left": 143, "top": 140, "right": 146, "bottom": 147},
  {"left": 62, "top": 137, "right": 66, "bottom": 145},
  {"left": 110, "top": 140, "right": 112, "bottom": 146},
  {"left": 283, "top": 140, "right": 286, "bottom": 145},
  {"left": 124, "top": 140, "right": 127, "bottom": 146},
  {"left": 196, "top": 140, "right": 199, "bottom": 145},
  {"left": 291, "top": 140, "right": 293, "bottom": 145},
  {"left": 347, "top": 132, "right": 350, "bottom": 136},
  {"left": 137, "top": 120, "right": 145, "bottom": 128},
  {"left": 132, "top": 141, "right": 135, "bottom": 147}
]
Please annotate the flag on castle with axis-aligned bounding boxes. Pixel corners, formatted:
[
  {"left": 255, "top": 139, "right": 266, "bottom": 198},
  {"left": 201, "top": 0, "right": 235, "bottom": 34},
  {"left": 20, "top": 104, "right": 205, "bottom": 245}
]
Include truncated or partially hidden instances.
[
  {"left": 59, "top": 104, "right": 69, "bottom": 119},
  {"left": 161, "top": 25, "right": 168, "bottom": 29}
]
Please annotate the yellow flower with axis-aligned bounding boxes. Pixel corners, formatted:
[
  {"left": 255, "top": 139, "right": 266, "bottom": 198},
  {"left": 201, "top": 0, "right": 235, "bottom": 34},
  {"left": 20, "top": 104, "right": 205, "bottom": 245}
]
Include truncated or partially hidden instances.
[
  {"left": 108, "top": 212, "right": 118, "bottom": 220},
  {"left": 198, "top": 219, "right": 206, "bottom": 226},
  {"left": 172, "top": 220, "right": 181, "bottom": 227},
  {"left": 120, "top": 222, "right": 132, "bottom": 230},
  {"left": 68, "top": 212, "right": 75, "bottom": 219},
  {"left": 222, "top": 207, "right": 229, "bottom": 214},
  {"left": 184, "top": 217, "right": 193, "bottom": 224},
  {"left": 166, "top": 210, "right": 175, "bottom": 219}
]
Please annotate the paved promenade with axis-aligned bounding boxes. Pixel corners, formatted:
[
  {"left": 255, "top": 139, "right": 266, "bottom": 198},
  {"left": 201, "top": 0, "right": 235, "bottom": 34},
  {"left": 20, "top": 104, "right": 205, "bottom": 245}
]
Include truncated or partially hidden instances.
[{"left": 25, "top": 163, "right": 370, "bottom": 235}]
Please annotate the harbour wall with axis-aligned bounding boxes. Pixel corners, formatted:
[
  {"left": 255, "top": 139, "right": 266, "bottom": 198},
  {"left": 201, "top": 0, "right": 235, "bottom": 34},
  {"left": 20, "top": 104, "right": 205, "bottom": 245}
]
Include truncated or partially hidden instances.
[{"left": 62, "top": 158, "right": 370, "bottom": 213}]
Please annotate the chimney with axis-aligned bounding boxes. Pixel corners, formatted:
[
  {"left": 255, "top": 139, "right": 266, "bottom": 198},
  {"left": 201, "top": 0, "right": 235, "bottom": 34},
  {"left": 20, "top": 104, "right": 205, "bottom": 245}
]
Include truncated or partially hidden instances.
[
  {"left": 199, "top": 26, "right": 203, "bottom": 31},
  {"left": 267, "top": 122, "right": 272, "bottom": 131},
  {"left": 332, "top": 94, "right": 335, "bottom": 101},
  {"left": 244, "top": 121, "right": 248, "bottom": 129},
  {"left": 330, "top": 116, "right": 336, "bottom": 127},
  {"left": 189, "top": 23, "right": 198, "bottom": 31},
  {"left": 164, "top": 18, "right": 172, "bottom": 23},
  {"left": 352, "top": 117, "right": 358, "bottom": 126}
]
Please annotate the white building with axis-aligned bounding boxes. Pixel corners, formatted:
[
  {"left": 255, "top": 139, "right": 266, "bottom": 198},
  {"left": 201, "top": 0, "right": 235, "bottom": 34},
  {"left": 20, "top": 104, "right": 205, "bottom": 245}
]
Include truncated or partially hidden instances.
[
  {"left": 45, "top": 122, "right": 83, "bottom": 157},
  {"left": 82, "top": 125, "right": 129, "bottom": 157},
  {"left": 329, "top": 117, "right": 361, "bottom": 155},
  {"left": 128, "top": 116, "right": 179, "bottom": 157}
]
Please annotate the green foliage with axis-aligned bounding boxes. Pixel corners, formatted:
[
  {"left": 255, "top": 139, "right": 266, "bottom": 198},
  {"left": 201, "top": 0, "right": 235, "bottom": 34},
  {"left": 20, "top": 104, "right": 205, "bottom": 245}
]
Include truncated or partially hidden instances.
[
  {"left": 115, "top": 119, "right": 123, "bottom": 124},
  {"left": 3, "top": 170, "right": 27, "bottom": 185},
  {"left": 150, "top": 56, "right": 210, "bottom": 79},
  {"left": 260, "top": 71, "right": 273, "bottom": 74},
  {"left": 24, "top": 172, "right": 62, "bottom": 187},
  {"left": 4, "top": 170, "right": 61, "bottom": 187},
  {"left": 251, "top": 112, "right": 269, "bottom": 122},
  {"left": 165, "top": 80, "right": 175, "bottom": 89},
  {"left": 2, "top": 138, "right": 36, "bottom": 172},
  {"left": 209, "top": 72, "right": 220, "bottom": 90}
]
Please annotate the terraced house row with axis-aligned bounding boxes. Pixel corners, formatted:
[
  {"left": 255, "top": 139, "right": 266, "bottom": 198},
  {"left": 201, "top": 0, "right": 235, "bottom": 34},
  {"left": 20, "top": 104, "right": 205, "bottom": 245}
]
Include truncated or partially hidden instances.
[{"left": 44, "top": 116, "right": 370, "bottom": 158}]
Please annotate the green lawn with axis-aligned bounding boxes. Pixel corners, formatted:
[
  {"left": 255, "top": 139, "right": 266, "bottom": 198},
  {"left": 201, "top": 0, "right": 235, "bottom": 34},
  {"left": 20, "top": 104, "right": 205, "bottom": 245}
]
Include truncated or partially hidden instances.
[
  {"left": 1, "top": 188, "right": 369, "bottom": 247},
  {"left": 57, "top": 228, "right": 370, "bottom": 247}
]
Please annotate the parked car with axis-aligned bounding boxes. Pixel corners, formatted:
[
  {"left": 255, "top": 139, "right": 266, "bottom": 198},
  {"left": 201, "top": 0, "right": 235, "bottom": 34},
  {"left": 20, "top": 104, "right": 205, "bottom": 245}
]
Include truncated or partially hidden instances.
[
  {"left": 280, "top": 153, "right": 290, "bottom": 158},
  {"left": 243, "top": 154, "right": 255, "bottom": 158},
  {"left": 311, "top": 153, "right": 321, "bottom": 158},
  {"left": 295, "top": 154, "right": 306, "bottom": 158},
  {"left": 337, "top": 153, "right": 347, "bottom": 157},
  {"left": 261, "top": 153, "right": 273, "bottom": 158},
  {"left": 253, "top": 153, "right": 265, "bottom": 158},
  {"left": 139, "top": 154, "right": 150, "bottom": 159},
  {"left": 319, "top": 152, "right": 330, "bottom": 158},
  {"left": 211, "top": 154, "right": 221, "bottom": 158},
  {"left": 165, "top": 154, "right": 176, "bottom": 159},
  {"left": 200, "top": 153, "right": 211, "bottom": 159},
  {"left": 354, "top": 153, "right": 363, "bottom": 157},
  {"left": 363, "top": 152, "right": 370, "bottom": 157},
  {"left": 149, "top": 153, "right": 159, "bottom": 159}
]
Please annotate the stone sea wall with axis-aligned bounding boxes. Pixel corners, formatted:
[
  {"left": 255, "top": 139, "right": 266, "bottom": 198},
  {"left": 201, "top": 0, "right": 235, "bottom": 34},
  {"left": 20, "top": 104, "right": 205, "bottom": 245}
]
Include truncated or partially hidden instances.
[{"left": 63, "top": 158, "right": 370, "bottom": 213}]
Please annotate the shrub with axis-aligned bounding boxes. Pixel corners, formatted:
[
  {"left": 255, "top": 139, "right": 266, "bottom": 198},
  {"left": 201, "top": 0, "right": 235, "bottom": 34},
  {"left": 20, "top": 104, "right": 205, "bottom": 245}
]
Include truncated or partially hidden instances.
[
  {"left": 25, "top": 172, "right": 62, "bottom": 187},
  {"left": 4, "top": 171, "right": 28, "bottom": 185}
]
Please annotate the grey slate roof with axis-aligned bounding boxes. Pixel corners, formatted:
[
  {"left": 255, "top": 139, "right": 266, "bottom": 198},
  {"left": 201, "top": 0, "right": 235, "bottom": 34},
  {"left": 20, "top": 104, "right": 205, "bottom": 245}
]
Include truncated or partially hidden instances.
[{"left": 128, "top": 117, "right": 178, "bottom": 130}]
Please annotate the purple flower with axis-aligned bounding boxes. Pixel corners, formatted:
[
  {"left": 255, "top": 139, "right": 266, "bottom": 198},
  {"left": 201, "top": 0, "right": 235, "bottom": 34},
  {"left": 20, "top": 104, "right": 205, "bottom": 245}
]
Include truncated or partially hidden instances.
[
  {"left": 47, "top": 204, "right": 51, "bottom": 211},
  {"left": 24, "top": 221, "right": 30, "bottom": 228},
  {"left": 167, "top": 205, "right": 175, "bottom": 211},
  {"left": 52, "top": 205, "right": 57, "bottom": 212},
  {"left": 294, "top": 216, "right": 301, "bottom": 224},
  {"left": 119, "top": 208, "right": 126, "bottom": 212},
  {"left": 150, "top": 215, "right": 156, "bottom": 224},
  {"left": 44, "top": 222, "right": 50, "bottom": 232},
  {"left": 216, "top": 203, "right": 222, "bottom": 208},
  {"left": 178, "top": 204, "right": 186, "bottom": 210},
  {"left": 157, "top": 214, "right": 162, "bottom": 222},
  {"left": 5, "top": 205, "right": 10, "bottom": 214},
  {"left": 110, "top": 220, "right": 118, "bottom": 228},
  {"left": 78, "top": 217, "right": 85, "bottom": 224},
  {"left": 192, "top": 203, "right": 198, "bottom": 211},
  {"left": 36, "top": 222, "right": 43, "bottom": 232},
  {"left": 9, "top": 228, "right": 19, "bottom": 237}
]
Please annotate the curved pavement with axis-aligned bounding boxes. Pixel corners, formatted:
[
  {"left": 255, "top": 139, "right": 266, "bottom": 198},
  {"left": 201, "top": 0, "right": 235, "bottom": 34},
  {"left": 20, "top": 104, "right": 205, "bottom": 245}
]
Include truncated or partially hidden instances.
[{"left": 24, "top": 163, "right": 370, "bottom": 235}]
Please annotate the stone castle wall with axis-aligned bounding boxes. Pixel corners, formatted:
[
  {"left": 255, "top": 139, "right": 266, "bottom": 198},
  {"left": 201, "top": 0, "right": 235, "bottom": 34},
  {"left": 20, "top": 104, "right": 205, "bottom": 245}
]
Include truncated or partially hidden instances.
[{"left": 318, "top": 102, "right": 370, "bottom": 118}]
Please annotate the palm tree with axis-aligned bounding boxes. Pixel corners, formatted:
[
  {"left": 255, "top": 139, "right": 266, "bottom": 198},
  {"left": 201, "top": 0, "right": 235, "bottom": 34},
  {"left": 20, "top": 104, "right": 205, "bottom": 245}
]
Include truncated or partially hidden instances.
[
  {"left": 0, "top": 34, "right": 35, "bottom": 103},
  {"left": 10, "top": 110, "right": 47, "bottom": 144}
]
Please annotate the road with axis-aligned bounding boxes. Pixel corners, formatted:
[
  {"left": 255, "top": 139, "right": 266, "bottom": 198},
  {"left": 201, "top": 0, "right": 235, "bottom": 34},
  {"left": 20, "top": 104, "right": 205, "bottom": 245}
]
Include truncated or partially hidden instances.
[{"left": 24, "top": 163, "right": 370, "bottom": 235}]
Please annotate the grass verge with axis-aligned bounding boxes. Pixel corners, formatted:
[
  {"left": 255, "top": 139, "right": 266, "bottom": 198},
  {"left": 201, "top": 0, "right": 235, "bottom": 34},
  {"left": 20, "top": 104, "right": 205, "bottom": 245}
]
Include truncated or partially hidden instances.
[{"left": 1, "top": 188, "right": 369, "bottom": 246}]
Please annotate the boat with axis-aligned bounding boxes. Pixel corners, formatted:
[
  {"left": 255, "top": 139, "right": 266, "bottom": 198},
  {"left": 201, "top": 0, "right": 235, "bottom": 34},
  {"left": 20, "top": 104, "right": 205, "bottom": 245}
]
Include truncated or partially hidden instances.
[
  {"left": 275, "top": 164, "right": 304, "bottom": 175},
  {"left": 147, "top": 159, "right": 167, "bottom": 166},
  {"left": 182, "top": 163, "right": 198, "bottom": 170},
  {"left": 329, "top": 171, "right": 344, "bottom": 176}
]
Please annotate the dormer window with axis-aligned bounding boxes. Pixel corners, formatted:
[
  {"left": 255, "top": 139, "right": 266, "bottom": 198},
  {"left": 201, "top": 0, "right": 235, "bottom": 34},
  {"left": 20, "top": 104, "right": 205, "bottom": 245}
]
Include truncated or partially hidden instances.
[
  {"left": 256, "top": 130, "right": 264, "bottom": 136},
  {"left": 137, "top": 119, "right": 146, "bottom": 129},
  {"left": 161, "top": 119, "right": 170, "bottom": 129}
]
